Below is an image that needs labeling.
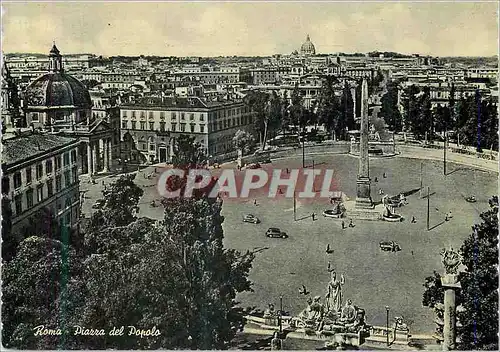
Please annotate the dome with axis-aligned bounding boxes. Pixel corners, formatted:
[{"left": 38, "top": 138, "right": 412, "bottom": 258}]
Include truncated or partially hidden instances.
[
  {"left": 300, "top": 34, "right": 316, "bottom": 56},
  {"left": 24, "top": 72, "right": 91, "bottom": 108}
]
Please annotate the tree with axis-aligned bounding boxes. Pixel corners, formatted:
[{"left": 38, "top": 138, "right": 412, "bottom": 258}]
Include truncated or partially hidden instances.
[
  {"left": 2, "top": 236, "right": 84, "bottom": 349},
  {"left": 317, "top": 76, "right": 341, "bottom": 140},
  {"left": 172, "top": 134, "right": 207, "bottom": 169},
  {"left": 422, "top": 196, "right": 498, "bottom": 350},
  {"left": 87, "top": 174, "right": 144, "bottom": 236},
  {"left": 243, "top": 90, "right": 270, "bottom": 149},
  {"left": 233, "top": 129, "right": 255, "bottom": 156},
  {"left": 457, "top": 196, "right": 498, "bottom": 350},
  {"left": 340, "top": 82, "right": 355, "bottom": 139},
  {"left": 380, "top": 81, "right": 403, "bottom": 132}
]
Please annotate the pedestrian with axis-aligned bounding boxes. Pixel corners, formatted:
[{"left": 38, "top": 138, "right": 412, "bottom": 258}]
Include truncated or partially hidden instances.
[
  {"left": 278, "top": 187, "right": 283, "bottom": 195},
  {"left": 411, "top": 250, "right": 414, "bottom": 256},
  {"left": 379, "top": 189, "right": 384, "bottom": 195},
  {"left": 374, "top": 177, "right": 378, "bottom": 182},
  {"left": 383, "top": 172, "right": 387, "bottom": 178},
  {"left": 254, "top": 199, "right": 258, "bottom": 206},
  {"left": 445, "top": 213, "right": 449, "bottom": 221},
  {"left": 411, "top": 216, "right": 416, "bottom": 223},
  {"left": 342, "top": 220, "right": 346, "bottom": 229},
  {"left": 102, "top": 180, "right": 105, "bottom": 186},
  {"left": 154, "top": 167, "right": 157, "bottom": 173},
  {"left": 349, "top": 219, "right": 355, "bottom": 228},
  {"left": 312, "top": 213, "right": 316, "bottom": 221},
  {"left": 286, "top": 168, "right": 289, "bottom": 174}
]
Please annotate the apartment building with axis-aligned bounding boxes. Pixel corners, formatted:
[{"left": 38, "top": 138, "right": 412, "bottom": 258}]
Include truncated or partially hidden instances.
[
  {"left": 2, "top": 133, "right": 82, "bottom": 235},
  {"left": 119, "top": 96, "right": 255, "bottom": 164}
]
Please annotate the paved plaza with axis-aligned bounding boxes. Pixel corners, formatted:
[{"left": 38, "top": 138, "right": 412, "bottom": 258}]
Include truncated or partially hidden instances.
[{"left": 80, "top": 154, "right": 497, "bottom": 334}]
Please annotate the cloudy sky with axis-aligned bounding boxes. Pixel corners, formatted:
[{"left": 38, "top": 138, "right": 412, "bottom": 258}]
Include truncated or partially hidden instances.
[{"left": 2, "top": 1, "right": 498, "bottom": 57}]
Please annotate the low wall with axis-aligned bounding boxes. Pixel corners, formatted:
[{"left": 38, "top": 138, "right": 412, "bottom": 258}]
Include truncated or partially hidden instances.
[
  {"left": 270, "top": 143, "right": 351, "bottom": 160},
  {"left": 350, "top": 141, "right": 397, "bottom": 156}
]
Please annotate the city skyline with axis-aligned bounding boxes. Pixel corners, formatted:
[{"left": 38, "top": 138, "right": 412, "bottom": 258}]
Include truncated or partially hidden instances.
[{"left": 2, "top": 1, "right": 499, "bottom": 57}]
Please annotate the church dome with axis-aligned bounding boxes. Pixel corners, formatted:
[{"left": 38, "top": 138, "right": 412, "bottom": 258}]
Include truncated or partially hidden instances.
[
  {"left": 25, "top": 73, "right": 91, "bottom": 108},
  {"left": 24, "top": 44, "right": 91, "bottom": 109},
  {"left": 300, "top": 34, "right": 316, "bottom": 56}
]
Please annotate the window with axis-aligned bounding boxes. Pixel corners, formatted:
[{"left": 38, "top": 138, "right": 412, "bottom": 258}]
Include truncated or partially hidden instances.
[
  {"left": 37, "top": 185, "right": 43, "bottom": 202},
  {"left": 25, "top": 167, "right": 32, "bottom": 184},
  {"left": 36, "top": 163, "right": 43, "bottom": 179},
  {"left": 46, "top": 160, "right": 53, "bottom": 175},
  {"left": 190, "top": 124, "right": 195, "bottom": 133},
  {"left": 71, "top": 150, "right": 77, "bottom": 163},
  {"left": 32, "top": 112, "right": 39, "bottom": 122},
  {"left": 65, "top": 197, "right": 72, "bottom": 209},
  {"left": 72, "top": 167, "right": 78, "bottom": 184},
  {"left": 27, "top": 188, "right": 34, "bottom": 208},
  {"left": 150, "top": 144, "right": 155, "bottom": 151},
  {"left": 122, "top": 110, "right": 128, "bottom": 118},
  {"left": 160, "top": 122, "right": 166, "bottom": 132},
  {"left": 219, "top": 122, "right": 223, "bottom": 130},
  {"left": 2, "top": 177, "right": 10, "bottom": 194},
  {"left": 14, "top": 172, "right": 22, "bottom": 189},
  {"left": 181, "top": 113, "right": 185, "bottom": 120},
  {"left": 190, "top": 113, "right": 194, "bottom": 121},
  {"left": 132, "top": 111, "right": 136, "bottom": 118},
  {"left": 149, "top": 122, "right": 154, "bottom": 130},
  {"left": 171, "top": 112, "right": 176, "bottom": 119},
  {"left": 140, "top": 111, "right": 146, "bottom": 118},
  {"left": 139, "top": 121, "right": 145, "bottom": 130},
  {"left": 131, "top": 121, "right": 137, "bottom": 129},
  {"left": 64, "top": 171, "right": 71, "bottom": 187},
  {"left": 171, "top": 123, "right": 177, "bottom": 132},
  {"left": 224, "top": 120, "right": 227, "bottom": 128},
  {"left": 148, "top": 111, "right": 154, "bottom": 119},
  {"left": 160, "top": 112, "right": 165, "bottom": 119},
  {"left": 180, "top": 124, "right": 186, "bottom": 132},
  {"left": 200, "top": 113, "right": 204, "bottom": 121},
  {"left": 55, "top": 156, "right": 62, "bottom": 170},
  {"left": 47, "top": 180, "right": 54, "bottom": 197},
  {"left": 56, "top": 175, "right": 62, "bottom": 192},
  {"left": 63, "top": 153, "right": 70, "bottom": 166},
  {"left": 200, "top": 125, "right": 205, "bottom": 133},
  {"left": 122, "top": 121, "right": 128, "bottom": 129},
  {"left": 141, "top": 143, "right": 147, "bottom": 150},
  {"left": 14, "top": 195, "right": 22, "bottom": 214}
]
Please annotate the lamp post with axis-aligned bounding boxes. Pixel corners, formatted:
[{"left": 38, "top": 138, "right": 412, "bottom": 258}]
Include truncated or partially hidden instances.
[
  {"left": 385, "top": 306, "right": 390, "bottom": 346},
  {"left": 279, "top": 295, "right": 283, "bottom": 335}
]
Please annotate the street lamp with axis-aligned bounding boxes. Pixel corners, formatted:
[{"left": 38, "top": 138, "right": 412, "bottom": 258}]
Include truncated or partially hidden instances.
[
  {"left": 279, "top": 295, "right": 283, "bottom": 335},
  {"left": 385, "top": 306, "right": 390, "bottom": 346}
]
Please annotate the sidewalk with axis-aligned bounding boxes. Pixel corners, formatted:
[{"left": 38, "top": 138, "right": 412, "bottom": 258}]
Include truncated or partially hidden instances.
[{"left": 398, "top": 145, "right": 498, "bottom": 173}]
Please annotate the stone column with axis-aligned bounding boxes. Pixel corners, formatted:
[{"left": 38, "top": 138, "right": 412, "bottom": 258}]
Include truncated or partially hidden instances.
[
  {"left": 87, "top": 142, "right": 93, "bottom": 176},
  {"left": 351, "top": 87, "right": 357, "bottom": 119},
  {"left": 92, "top": 142, "right": 98, "bottom": 175},
  {"left": 355, "top": 78, "right": 374, "bottom": 209},
  {"left": 441, "top": 274, "right": 461, "bottom": 350},
  {"left": 103, "top": 139, "right": 109, "bottom": 173}
]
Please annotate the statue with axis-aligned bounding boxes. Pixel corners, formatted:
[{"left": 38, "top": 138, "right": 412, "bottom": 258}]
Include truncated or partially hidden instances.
[
  {"left": 270, "top": 331, "right": 282, "bottom": 350},
  {"left": 325, "top": 271, "right": 345, "bottom": 313},
  {"left": 440, "top": 247, "right": 461, "bottom": 274},
  {"left": 340, "top": 299, "right": 357, "bottom": 324},
  {"left": 264, "top": 303, "right": 276, "bottom": 318},
  {"left": 298, "top": 296, "right": 324, "bottom": 324}
]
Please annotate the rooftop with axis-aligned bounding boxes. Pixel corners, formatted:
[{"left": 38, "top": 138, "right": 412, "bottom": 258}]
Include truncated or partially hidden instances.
[{"left": 2, "top": 132, "right": 79, "bottom": 166}]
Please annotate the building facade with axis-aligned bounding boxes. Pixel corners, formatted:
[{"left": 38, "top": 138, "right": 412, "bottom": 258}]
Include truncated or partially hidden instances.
[{"left": 2, "top": 133, "right": 81, "bottom": 235}]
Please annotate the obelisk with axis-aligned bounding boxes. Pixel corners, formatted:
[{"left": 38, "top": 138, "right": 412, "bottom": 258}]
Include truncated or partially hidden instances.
[{"left": 355, "top": 79, "right": 374, "bottom": 209}]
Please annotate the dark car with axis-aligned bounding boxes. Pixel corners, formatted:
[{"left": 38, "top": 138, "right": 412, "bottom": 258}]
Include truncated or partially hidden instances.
[
  {"left": 247, "top": 163, "right": 262, "bottom": 169},
  {"left": 379, "top": 241, "right": 401, "bottom": 252},
  {"left": 243, "top": 214, "right": 260, "bottom": 224},
  {"left": 266, "top": 228, "right": 288, "bottom": 239}
]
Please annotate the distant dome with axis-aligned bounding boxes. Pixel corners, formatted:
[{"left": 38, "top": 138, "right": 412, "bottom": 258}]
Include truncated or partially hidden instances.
[
  {"left": 25, "top": 73, "right": 91, "bottom": 108},
  {"left": 24, "top": 44, "right": 91, "bottom": 109},
  {"left": 300, "top": 34, "right": 316, "bottom": 56}
]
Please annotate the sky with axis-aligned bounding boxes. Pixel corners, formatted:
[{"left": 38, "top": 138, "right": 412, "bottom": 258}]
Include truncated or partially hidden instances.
[{"left": 1, "top": 1, "right": 499, "bottom": 57}]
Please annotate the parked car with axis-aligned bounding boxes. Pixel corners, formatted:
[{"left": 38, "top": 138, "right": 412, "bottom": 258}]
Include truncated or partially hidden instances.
[
  {"left": 379, "top": 241, "right": 401, "bottom": 252},
  {"left": 247, "top": 163, "right": 262, "bottom": 169},
  {"left": 243, "top": 214, "right": 260, "bottom": 224},
  {"left": 265, "top": 228, "right": 288, "bottom": 239},
  {"left": 465, "top": 195, "right": 477, "bottom": 203}
]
